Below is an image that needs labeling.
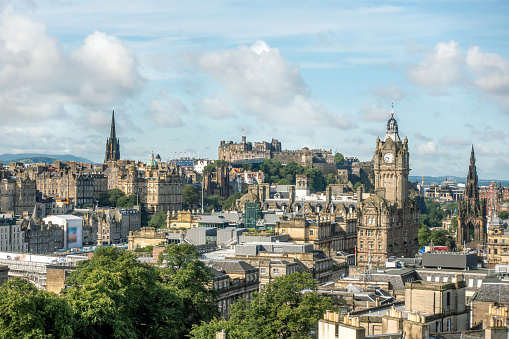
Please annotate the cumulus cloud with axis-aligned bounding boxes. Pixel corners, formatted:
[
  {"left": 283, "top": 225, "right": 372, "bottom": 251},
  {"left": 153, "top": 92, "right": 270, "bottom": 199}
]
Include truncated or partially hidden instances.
[
  {"left": 360, "top": 102, "right": 390, "bottom": 122},
  {"left": 146, "top": 90, "right": 187, "bottom": 128},
  {"left": 440, "top": 136, "right": 470, "bottom": 147},
  {"left": 466, "top": 46, "right": 509, "bottom": 112},
  {"left": 372, "top": 85, "right": 405, "bottom": 102},
  {"left": 416, "top": 141, "right": 448, "bottom": 156},
  {"left": 196, "top": 98, "right": 236, "bottom": 119},
  {"left": 0, "top": 12, "right": 143, "bottom": 124},
  {"left": 193, "top": 40, "right": 353, "bottom": 129},
  {"left": 407, "top": 40, "right": 464, "bottom": 94}
]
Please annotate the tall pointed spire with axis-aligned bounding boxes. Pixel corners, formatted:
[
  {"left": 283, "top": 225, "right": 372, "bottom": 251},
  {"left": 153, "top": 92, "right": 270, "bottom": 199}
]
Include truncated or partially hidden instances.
[
  {"left": 105, "top": 110, "right": 120, "bottom": 163},
  {"left": 110, "top": 110, "right": 116, "bottom": 140}
]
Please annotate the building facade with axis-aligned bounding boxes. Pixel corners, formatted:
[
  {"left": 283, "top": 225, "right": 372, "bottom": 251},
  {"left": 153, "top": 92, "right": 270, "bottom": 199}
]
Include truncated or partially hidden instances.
[{"left": 356, "top": 110, "right": 420, "bottom": 267}]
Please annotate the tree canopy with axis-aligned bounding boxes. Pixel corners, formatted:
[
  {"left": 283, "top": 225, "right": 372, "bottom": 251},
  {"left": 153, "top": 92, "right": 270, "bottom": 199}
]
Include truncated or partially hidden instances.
[
  {"left": 148, "top": 210, "right": 167, "bottom": 229},
  {"left": 0, "top": 277, "right": 75, "bottom": 338},
  {"left": 183, "top": 184, "right": 200, "bottom": 206},
  {"left": 333, "top": 152, "right": 345, "bottom": 165},
  {"left": 190, "top": 272, "right": 334, "bottom": 339}
]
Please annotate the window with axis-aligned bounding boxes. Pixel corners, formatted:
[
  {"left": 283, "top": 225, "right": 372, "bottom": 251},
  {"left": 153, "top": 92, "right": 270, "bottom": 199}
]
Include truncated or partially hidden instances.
[
  {"left": 468, "top": 279, "right": 474, "bottom": 287},
  {"left": 477, "top": 280, "right": 482, "bottom": 288},
  {"left": 435, "top": 276, "right": 440, "bottom": 282},
  {"left": 446, "top": 318, "right": 451, "bottom": 332},
  {"left": 378, "top": 242, "right": 382, "bottom": 250},
  {"left": 503, "top": 239, "right": 506, "bottom": 244},
  {"left": 495, "top": 249, "right": 498, "bottom": 255},
  {"left": 495, "top": 239, "right": 498, "bottom": 244},
  {"left": 360, "top": 256, "right": 363, "bottom": 262},
  {"left": 360, "top": 230, "right": 363, "bottom": 237},
  {"left": 360, "top": 241, "right": 363, "bottom": 249},
  {"left": 446, "top": 292, "right": 450, "bottom": 306},
  {"left": 273, "top": 268, "right": 279, "bottom": 275},
  {"left": 443, "top": 277, "right": 448, "bottom": 283},
  {"left": 281, "top": 229, "right": 286, "bottom": 234},
  {"left": 309, "top": 230, "right": 314, "bottom": 236},
  {"left": 260, "top": 268, "right": 266, "bottom": 274}
]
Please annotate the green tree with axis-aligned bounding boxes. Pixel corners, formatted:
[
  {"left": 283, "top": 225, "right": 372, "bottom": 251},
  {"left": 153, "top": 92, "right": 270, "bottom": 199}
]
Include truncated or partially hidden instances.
[
  {"left": 304, "top": 166, "right": 327, "bottom": 193},
  {"left": 0, "top": 277, "right": 75, "bottom": 338},
  {"left": 430, "top": 229, "right": 448, "bottom": 246},
  {"left": 158, "top": 244, "right": 219, "bottom": 332},
  {"left": 499, "top": 211, "right": 509, "bottom": 219},
  {"left": 116, "top": 194, "right": 137, "bottom": 208},
  {"left": 205, "top": 195, "right": 225, "bottom": 212},
  {"left": 326, "top": 173, "right": 337, "bottom": 186},
  {"left": 450, "top": 217, "right": 458, "bottom": 232},
  {"left": 333, "top": 153, "right": 345, "bottom": 165},
  {"left": 222, "top": 192, "right": 243, "bottom": 210},
  {"left": 64, "top": 247, "right": 185, "bottom": 338},
  {"left": 190, "top": 272, "right": 333, "bottom": 339},
  {"left": 148, "top": 210, "right": 167, "bottom": 229},
  {"left": 418, "top": 225, "right": 431, "bottom": 247},
  {"left": 183, "top": 185, "right": 200, "bottom": 206}
]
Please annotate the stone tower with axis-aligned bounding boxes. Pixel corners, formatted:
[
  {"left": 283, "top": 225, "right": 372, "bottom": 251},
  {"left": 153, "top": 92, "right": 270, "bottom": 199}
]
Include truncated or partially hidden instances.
[
  {"left": 372, "top": 110, "right": 410, "bottom": 206},
  {"left": 457, "top": 146, "right": 487, "bottom": 245},
  {"left": 105, "top": 110, "right": 120, "bottom": 163},
  {"left": 356, "top": 106, "right": 420, "bottom": 267},
  {"left": 296, "top": 174, "right": 310, "bottom": 198}
]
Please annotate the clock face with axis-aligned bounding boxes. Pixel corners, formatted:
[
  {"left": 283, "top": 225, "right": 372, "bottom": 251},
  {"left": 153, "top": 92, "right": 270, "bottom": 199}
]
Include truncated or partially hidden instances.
[{"left": 383, "top": 153, "right": 394, "bottom": 164}]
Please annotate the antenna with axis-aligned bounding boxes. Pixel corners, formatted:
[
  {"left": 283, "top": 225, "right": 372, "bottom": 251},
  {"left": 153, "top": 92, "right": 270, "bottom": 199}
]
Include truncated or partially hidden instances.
[
  {"left": 391, "top": 101, "right": 394, "bottom": 117},
  {"left": 422, "top": 160, "right": 424, "bottom": 187}
]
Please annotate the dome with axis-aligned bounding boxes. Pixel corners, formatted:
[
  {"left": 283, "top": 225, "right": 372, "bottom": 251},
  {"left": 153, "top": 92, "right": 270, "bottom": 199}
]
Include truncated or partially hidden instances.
[
  {"left": 491, "top": 216, "right": 504, "bottom": 226},
  {"left": 147, "top": 150, "right": 158, "bottom": 167}
]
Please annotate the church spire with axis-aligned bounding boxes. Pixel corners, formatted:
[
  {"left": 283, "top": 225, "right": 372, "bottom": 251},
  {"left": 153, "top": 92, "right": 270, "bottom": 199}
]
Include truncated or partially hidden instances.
[
  {"left": 110, "top": 110, "right": 116, "bottom": 140},
  {"left": 105, "top": 110, "right": 120, "bottom": 163}
]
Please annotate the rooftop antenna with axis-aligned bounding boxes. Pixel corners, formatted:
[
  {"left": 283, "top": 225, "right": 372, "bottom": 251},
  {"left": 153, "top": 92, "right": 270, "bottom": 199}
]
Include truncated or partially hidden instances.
[
  {"left": 391, "top": 101, "right": 394, "bottom": 117},
  {"left": 422, "top": 160, "right": 424, "bottom": 187}
]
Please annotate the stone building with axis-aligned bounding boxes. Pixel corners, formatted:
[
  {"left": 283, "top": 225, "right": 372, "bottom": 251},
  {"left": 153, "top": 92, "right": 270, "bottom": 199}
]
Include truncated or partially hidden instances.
[
  {"left": 127, "top": 227, "right": 168, "bottom": 250},
  {"left": 0, "top": 177, "right": 36, "bottom": 215},
  {"left": 21, "top": 207, "right": 64, "bottom": 254},
  {"left": 0, "top": 214, "right": 28, "bottom": 253},
  {"left": 203, "top": 161, "right": 231, "bottom": 199},
  {"left": 83, "top": 207, "right": 141, "bottom": 245},
  {"left": 105, "top": 110, "right": 120, "bottom": 163},
  {"left": 356, "top": 110, "right": 420, "bottom": 267},
  {"left": 457, "top": 146, "right": 487, "bottom": 246},
  {"left": 486, "top": 216, "right": 509, "bottom": 266},
  {"left": 275, "top": 214, "right": 357, "bottom": 253},
  {"left": 116, "top": 151, "right": 183, "bottom": 214}
]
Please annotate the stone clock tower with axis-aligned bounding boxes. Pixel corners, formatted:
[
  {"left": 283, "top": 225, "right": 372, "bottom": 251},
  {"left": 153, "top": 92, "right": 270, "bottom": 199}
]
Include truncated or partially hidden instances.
[
  {"left": 356, "top": 107, "right": 420, "bottom": 268},
  {"left": 372, "top": 110, "right": 410, "bottom": 206}
]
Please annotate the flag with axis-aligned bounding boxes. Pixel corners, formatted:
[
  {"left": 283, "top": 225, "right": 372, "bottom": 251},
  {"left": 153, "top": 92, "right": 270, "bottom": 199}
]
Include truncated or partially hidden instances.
[{"left": 355, "top": 246, "right": 357, "bottom": 254}]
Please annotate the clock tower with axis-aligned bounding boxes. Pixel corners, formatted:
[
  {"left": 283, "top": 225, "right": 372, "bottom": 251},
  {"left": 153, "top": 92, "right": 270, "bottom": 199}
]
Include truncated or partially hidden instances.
[{"left": 372, "top": 109, "right": 410, "bottom": 206}]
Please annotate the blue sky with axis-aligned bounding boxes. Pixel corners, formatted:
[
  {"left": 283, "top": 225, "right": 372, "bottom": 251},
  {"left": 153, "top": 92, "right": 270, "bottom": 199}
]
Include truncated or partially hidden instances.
[{"left": 0, "top": 0, "right": 508, "bottom": 180}]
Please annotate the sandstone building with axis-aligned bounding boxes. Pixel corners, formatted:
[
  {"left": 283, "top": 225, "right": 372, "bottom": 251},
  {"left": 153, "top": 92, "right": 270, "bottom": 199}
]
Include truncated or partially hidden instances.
[{"left": 356, "top": 109, "right": 420, "bottom": 267}]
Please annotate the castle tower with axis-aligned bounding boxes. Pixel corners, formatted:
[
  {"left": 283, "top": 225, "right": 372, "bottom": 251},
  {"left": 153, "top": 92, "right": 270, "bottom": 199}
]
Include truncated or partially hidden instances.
[
  {"left": 105, "top": 110, "right": 120, "bottom": 163},
  {"left": 296, "top": 174, "right": 310, "bottom": 198},
  {"left": 372, "top": 109, "right": 410, "bottom": 206},
  {"left": 457, "top": 146, "right": 487, "bottom": 245}
]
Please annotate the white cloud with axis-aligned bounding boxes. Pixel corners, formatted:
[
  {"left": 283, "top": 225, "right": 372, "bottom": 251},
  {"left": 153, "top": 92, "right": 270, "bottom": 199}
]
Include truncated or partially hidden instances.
[
  {"left": 146, "top": 90, "right": 187, "bottom": 128},
  {"left": 193, "top": 40, "right": 353, "bottom": 129},
  {"left": 416, "top": 141, "right": 448, "bottom": 156},
  {"left": 440, "top": 136, "right": 470, "bottom": 147},
  {"left": 466, "top": 45, "right": 509, "bottom": 112},
  {"left": 0, "top": 11, "right": 143, "bottom": 124},
  {"left": 407, "top": 40, "right": 464, "bottom": 94},
  {"left": 360, "top": 103, "right": 390, "bottom": 122},
  {"left": 196, "top": 98, "right": 236, "bottom": 119}
]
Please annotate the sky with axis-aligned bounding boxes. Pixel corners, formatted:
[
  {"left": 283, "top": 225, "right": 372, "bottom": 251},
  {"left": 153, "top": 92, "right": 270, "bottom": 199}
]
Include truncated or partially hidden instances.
[{"left": 0, "top": 0, "right": 508, "bottom": 180}]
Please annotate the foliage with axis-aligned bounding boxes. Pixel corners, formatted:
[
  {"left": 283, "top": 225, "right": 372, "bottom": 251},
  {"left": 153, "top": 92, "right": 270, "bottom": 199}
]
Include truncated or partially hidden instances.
[
  {"left": 148, "top": 210, "right": 167, "bottom": 229},
  {"left": 204, "top": 160, "right": 229, "bottom": 174},
  {"left": 64, "top": 246, "right": 185, "bottom": 339},
  {"left": 158, "top": 244, "right": 219, "bottom": 332},
  {"left": 98, "top": 189, "right": 137, "bottom": 208},
  {"left": 190, "top": 272, "right": 334, "bottom": 339},
  {"left": 420, "top": 199, "right": 444, "bottom": 229},
  {"left": 499, "top": 211, "right": 509, "bottom": 219},
  {"left": 223, "top": 192, "right": 243, "bottom": 210},
  {"left": 444, "top": 202, "right": 459, "bottom": 216},
  {"left": 333, "top": 152, "right": 345, "bottom": 165},
  {"left": 326, "top": 173, "right": 337, "bottom": 186},
  {"left": 134, "top": 245, "right": 154, "bottom": 253},
  {"left": 418, "top": 225, "right": 431, "bottom": 247},
  {"left": 0, "top": 277, "right": 75, "bottom": 338},
  {"left": 183, "top": 184, "right": 200, "bottom": 206},
  {"left": 450, "top": 217, "right": 458, "bottom": 232},
  {"left": 205, "top": 195, "right": 225, "bottom": 212}
]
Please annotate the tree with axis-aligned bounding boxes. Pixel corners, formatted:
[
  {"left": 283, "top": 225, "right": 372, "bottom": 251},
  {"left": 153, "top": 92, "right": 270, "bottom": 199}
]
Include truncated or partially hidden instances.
[
  {"left": 450, "top": 217, "right": 458, "bottom": 232},
  {"left": 148, "top": 210, "right": 167, "bottom": 229},
  {"left": 430, "top": 229, "right": 448, "bottom": 246},
  {"left": 98, "top": 188, "right": 125, "bottom": 207},
  {"left": 190, "top": 272, "right": 334, "bottom": 339},
  {"left": 183, "top": 185, "right": 200, "bottom": 206},
  {"left": 499, "top": 211, "right": 509, "bottom": 219},
  {"left": 333, "top": 153, "right": 345, "bottom": 165},
  {"left": 205, "top": 195, "right": 225, "bottom": 212},
  {"left": 326, "top": 173, "right": 337, "bottom": 186},
  {"left": 304, "top": 166, "right": 327, "bottom": 193},
  {"left": 158, "top": 244, "right": 219, "bottom": 332},
  {"left": 222, "top": 192, "right": 243, "bottom": 210},
  {"left": 0, "top": 277, "right": 75, "bottom": 338},
  {"left": 64, "top": 246, "right": 185, "bottom": 338},
  {"left": 418, "top": 225, "right": 430, "bottom": 247},
  {"left": 116, "top": 194, "right": 137, "bottom": 208}
]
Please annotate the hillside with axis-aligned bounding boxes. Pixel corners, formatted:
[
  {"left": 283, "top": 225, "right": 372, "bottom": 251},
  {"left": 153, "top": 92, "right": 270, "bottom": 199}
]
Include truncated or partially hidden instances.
[{"left": 0, "top": 153, "right": 95, "bottom": 165}]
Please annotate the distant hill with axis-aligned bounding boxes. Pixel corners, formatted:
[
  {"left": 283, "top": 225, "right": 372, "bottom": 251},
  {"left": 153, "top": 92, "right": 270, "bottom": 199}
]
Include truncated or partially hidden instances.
[
  {"left": 0, "top": 153, "right": 95, "bottom": 165},
  {"left": 409, "top": 175, "right": 509, "bottom": 187}
]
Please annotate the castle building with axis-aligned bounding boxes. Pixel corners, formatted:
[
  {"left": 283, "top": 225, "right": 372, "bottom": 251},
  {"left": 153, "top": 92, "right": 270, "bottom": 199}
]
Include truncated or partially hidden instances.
[
  {"left": 457, "top": 146, "right": 487, "bottom": 245},
  {"left": 356, "top": 108, "right": 420, "bottom": 267},
  {"left": 104, "top": 110, "right": 120, "bottom": 163}
]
